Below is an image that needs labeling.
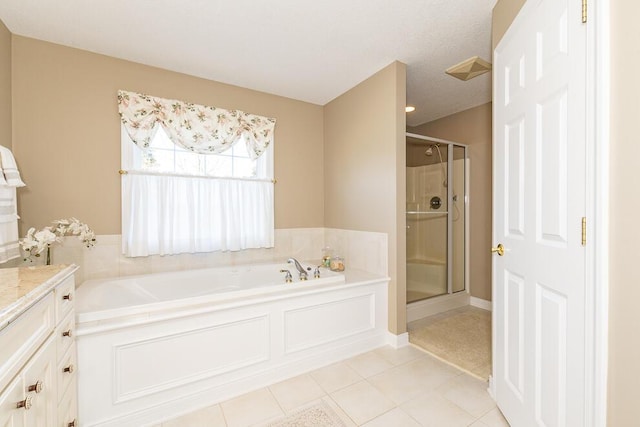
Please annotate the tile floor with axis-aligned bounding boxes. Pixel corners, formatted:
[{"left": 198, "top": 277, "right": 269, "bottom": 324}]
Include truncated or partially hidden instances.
[{"left": 156, "top": 345, "right": 510, "bottom": 427}]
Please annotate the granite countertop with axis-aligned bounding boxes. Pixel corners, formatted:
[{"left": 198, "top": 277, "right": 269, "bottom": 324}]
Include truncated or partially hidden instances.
[{"left": 0, "top": 264, "right": 79, "bottom": 331}]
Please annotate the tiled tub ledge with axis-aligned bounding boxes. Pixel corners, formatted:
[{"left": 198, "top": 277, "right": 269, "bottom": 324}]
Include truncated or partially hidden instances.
[{"left": 46, "top": 228, "right": 388, "bottom": 284}]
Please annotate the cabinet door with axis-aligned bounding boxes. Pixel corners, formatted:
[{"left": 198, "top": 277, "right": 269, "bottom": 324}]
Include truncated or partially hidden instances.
[
  {"left": 57, "top": 384, "right": 77, "bottom": 427},
  {"left": 23, "top": 336, "right": 57, "bottom": 427},
  {"left": 0, "top": 376, "right": 26, "bottom": 427}
]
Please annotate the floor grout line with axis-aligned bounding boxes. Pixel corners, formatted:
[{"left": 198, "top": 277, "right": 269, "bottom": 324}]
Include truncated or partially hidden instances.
[{"left": 160, "top": 341, "right": 505, "bottom": 427}]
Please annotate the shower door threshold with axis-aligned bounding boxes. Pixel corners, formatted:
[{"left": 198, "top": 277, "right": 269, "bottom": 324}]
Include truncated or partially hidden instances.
[{"left": 406, "top": 291, "right": 470, "bottom": 323}]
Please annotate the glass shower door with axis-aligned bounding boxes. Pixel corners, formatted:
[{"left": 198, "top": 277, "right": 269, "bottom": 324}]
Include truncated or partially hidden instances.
[
  {"left": 406, "top": 154, "right": 449, "bottom": 303},
  {"left": 405, "top": 134, "right": 467, "bottom": 304}
]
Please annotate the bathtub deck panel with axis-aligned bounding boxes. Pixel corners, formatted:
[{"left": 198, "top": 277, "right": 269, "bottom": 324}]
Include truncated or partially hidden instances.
[
  {"left": 114, "top": 315, "right": 271, "bottom": 402},
  {"left": 75, "top": 266, "right": 390, "bottom": 427},
  {"left": 284, "top": 294, "right": 375, "bottom": 353}
]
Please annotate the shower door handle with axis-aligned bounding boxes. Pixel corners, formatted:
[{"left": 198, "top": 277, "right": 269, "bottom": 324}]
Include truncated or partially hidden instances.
[{"left": 491, "top": 244, "right": 505, "bottom": 256}]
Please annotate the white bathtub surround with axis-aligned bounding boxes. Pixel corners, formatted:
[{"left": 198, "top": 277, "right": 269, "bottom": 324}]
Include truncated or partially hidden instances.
[
  {"left": 76, "top": 262, "right": 346, "bottom": 323},
  {"left": 324, "top": 228, "right": 388, "bottom": 276},
  {"left": 47, "top": 227, "right": 388, "bottom": 285},
  {"left": 50, "top": 228, "right": 324, "bottom": 283},
  {"left": 75, "top": 264, "right": 390, "bottom": 427}
]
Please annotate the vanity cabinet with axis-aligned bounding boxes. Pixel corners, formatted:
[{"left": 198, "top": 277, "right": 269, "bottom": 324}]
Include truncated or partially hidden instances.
[
  {"left": 0, "top": 270, "right": 78, "bottom": 427},
  {"left": 22, "top": 334, "right": 57, "bottom": 425},
  {"left": 0, "top": 377, "right": 25, "bottom": 426}
]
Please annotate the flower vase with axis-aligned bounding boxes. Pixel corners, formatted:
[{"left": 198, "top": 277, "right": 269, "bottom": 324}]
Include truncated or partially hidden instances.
[{"left": 46, "top": 245, "right": 51, "bottom": 265}]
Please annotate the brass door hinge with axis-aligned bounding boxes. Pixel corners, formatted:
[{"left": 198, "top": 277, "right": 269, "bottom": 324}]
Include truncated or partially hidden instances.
[
  {"left": 582, "top": 0, "right": 587, "bottom": 23},
  {"left": 581, "top": 217, "right": 587, "bottom": 246}
]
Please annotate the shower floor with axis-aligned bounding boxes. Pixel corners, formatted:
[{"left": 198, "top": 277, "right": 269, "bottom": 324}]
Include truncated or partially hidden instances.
[
  {"left": 406, "top": 259, "right": 447, "bottom": 303},
  {"left": 406, "top": 289, "right": 445, "bottom": 303}
]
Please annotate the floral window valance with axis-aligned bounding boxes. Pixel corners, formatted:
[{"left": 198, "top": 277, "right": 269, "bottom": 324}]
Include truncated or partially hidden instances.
[{"left": 117, "top": 90, "right": 276, "bottom": 159}]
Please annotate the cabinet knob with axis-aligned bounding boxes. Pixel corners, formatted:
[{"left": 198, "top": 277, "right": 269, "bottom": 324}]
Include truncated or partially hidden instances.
[
  {"left": 63, "top": 364, "right": 74, "bottom": 374},
  {"left": 16, "top": 395, "right": 33, "bottom": 410},
  {"left": 68, "top": 419, "right": 76, "bottom": 427},
  {"left": 62, "top": 293, "right": 73, "bottom": 301},
  {"left": 62, "top": 329, "right": 73, "bottom": 338},
  {"left": 27, "top": 380, "right": 43, "bottom": 393}
]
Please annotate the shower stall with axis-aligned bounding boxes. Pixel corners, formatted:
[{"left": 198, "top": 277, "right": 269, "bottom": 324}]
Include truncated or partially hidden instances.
[{"left": 406, "top": 133, "right": 468, "bottom": 318}]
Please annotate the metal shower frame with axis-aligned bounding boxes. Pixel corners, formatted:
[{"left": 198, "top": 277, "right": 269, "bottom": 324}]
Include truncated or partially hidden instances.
[{"left": 406, "top": 132, "right": 470, "bottom": 297}]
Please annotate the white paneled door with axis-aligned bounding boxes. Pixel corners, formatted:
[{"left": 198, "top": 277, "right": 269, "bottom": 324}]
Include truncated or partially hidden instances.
[{"left": 492, "top": 0, "right": 587, "bottom": 426}]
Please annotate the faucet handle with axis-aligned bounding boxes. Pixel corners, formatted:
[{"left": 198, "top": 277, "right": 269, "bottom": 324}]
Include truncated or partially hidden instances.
[
  {"left": 279, "top": 269, "right": 293, "bottom": 283},
  {"left": 313, "top": 266, "right": 321, "bottom": 279}
]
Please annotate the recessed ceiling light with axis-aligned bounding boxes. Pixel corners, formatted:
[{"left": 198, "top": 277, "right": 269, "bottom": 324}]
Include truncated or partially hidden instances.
[{"left": 405, "top": 106, "right": 416, "bottom": 113}]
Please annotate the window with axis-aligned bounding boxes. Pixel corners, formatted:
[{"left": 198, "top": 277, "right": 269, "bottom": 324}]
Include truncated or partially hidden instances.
[
  {"left": 128, "top": 126, "right": 271, "bottom": 180},
  {"left": 118, "top": 90, "right": 275, "bottom": 257}
]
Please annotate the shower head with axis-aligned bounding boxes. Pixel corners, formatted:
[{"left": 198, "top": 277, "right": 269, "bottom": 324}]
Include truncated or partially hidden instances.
[{"left": 424, "top": 146, "right": 433, "bottom": 156}]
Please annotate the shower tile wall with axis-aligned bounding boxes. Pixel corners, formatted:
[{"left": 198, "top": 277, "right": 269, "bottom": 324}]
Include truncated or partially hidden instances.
[{"left": 406, "top": 164, "right": 448, "bottom": 264}]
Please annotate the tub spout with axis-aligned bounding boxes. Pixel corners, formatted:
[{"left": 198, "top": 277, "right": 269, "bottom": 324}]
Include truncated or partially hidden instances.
[{"left": 287, "top": 258, "right": 308, "bottom": 281}]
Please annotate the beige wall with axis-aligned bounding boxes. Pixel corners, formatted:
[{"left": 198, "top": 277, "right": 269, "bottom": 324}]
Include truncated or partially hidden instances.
[
  {"left": 11, "top": 36, "right": 324, "bottom": 234},
  {"left": 608, "top": 1, "right": 640, "bottom": 425},
  {"left": 0, "top": 19, "right": 10, "bottom": 149},
  {"left": 492, "top": 0, "right": 526, "bottom": 48},
  {"left": 9, "top": 35, "right": 409, "bottom": 335},
  {"left": 324, "top": 61, "right": 407, "bottom": 334},
  {"left": 408, "top": 103, "right": 492, "bottom": 301}
]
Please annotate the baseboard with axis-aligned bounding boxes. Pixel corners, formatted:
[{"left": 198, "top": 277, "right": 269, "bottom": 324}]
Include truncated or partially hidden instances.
[
  {"left": 386, "top": 332, "right": 409, "bottom": 348},
  {"left": 470, "top": 297, "right": 492, "bottom": 311},
  {"left": 488, "top": 374, "right": 495, "bottom": 399},
  {"left": 407, "top": 292, "right": 470, "bottom": 323}
]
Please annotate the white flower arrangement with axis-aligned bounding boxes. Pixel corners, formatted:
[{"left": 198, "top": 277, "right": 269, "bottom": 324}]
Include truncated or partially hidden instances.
[{"left": 20, "top": 218, "right": 96, "bottom": 263}]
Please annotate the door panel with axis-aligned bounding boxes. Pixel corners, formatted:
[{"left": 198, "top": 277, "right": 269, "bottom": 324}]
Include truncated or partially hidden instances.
[
  {"left": 505, "top": 117, "right": 526, "bottom": 238},
  {"left": 535, "top": 283, "right": 567, "bottom": 427},
  {"left": 504, "top": 270, "right": 525, "bottom": 399},
  {"left": 493, "top": 0, "right": 586, "bottom": 425},
  {"left": 536, "top": 90, "right": 568, "bottom": 246}
]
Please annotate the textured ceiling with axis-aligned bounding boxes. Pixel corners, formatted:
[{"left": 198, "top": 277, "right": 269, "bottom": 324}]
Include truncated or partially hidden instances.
[{"left": 0, "top": 0, "right": 495, "bottom": 126}]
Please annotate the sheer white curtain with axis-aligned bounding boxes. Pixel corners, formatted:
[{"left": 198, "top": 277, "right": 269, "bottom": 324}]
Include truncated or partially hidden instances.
[
  {"left": 119, "top": 90, "right": 276, "bottom": 257},
  {"left": 122, "top": 174, "right": 274, "bottom": 257}
]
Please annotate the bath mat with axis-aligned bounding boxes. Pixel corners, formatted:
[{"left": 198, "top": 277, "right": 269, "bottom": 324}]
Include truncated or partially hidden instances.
[
  {"left": 267, "top": 401, "right": 346, "bottom": 427},
  {"left": 409, "top": 308, "right": 491, "bottom": 380}
]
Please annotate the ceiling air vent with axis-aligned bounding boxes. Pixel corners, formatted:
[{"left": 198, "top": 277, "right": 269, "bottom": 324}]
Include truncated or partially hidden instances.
[{"left": 445, "top": 56, "right": 492, "bottom": 81}]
